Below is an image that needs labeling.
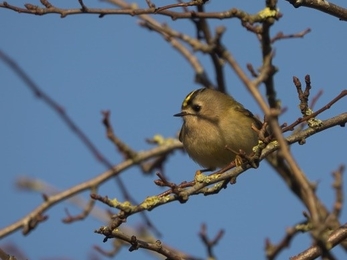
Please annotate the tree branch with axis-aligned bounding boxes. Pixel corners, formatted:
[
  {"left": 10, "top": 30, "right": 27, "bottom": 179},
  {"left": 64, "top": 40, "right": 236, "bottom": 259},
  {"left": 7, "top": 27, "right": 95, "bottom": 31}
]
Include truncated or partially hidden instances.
[{"left": 286, "top": 0, "right": 347, "bottom": 21}]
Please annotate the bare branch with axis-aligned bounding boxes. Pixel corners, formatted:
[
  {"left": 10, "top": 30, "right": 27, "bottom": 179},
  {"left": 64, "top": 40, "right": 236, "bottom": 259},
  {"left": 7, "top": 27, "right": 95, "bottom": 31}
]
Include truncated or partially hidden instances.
[
  {"left": 102, "top": 111, "right": 137, "bottom": 160},
  {"left": 331, "top": 165, "right": 345, "bottom": 218},
  {"left": 199, "top": 223, "right": 224, "bottom": 259},
  {"left": 271, "top": 28, "right": 311, "bottom": 43},
  {"left": 62, "top": 186, "right": 97, "bottom": 223},
  {"left": 0, "top": 1, "right": 281, "bottom": 20},
  {"left": 291, "top": 223, "right": 347, "bottom": 260},
  {"left": 265, "top": 226, "right": 300, "bottom": 260},
  {"left": 286, "top": 0, "right": 347, "bottom": 21},
  {"left": 155, "top": 0, "right": 208, "bottom": 13},
  {"left": 95, "top": 228, "right": 199, "bottom": 260}
]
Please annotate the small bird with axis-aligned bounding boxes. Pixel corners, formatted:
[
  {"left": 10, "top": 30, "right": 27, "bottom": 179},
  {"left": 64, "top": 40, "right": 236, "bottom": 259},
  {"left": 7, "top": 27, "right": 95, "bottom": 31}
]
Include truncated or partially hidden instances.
[{"left": 174, "top": 88, "right": 262, "bottom": 170}]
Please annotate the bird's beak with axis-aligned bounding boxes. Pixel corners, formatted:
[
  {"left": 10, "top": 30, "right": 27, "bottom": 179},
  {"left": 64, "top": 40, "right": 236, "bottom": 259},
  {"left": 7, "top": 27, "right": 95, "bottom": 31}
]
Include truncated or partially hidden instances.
[{"left": 173, "top": 111, "right": 187, "bottom": 117}]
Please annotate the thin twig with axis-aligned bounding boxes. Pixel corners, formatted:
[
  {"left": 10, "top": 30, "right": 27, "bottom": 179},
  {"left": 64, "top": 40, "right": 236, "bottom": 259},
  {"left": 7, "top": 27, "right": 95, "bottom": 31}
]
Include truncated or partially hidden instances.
[
  {"left": 291, "top": 223, "right": 347, "bottom": 260},
  {"left": 199, "top": 223, "right": 224, "bottom": 259},
  {"left": 271, "top": 28, "right": 311, "bottom": 43},
  {"left": 265, "top": 226, "right": 300, "bottom": 260}
]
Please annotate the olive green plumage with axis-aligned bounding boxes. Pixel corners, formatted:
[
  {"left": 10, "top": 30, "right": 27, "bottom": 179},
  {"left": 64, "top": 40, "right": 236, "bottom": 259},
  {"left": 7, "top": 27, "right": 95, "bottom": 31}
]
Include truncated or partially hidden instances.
[{"left": 174, "top": 88, "right": 262, "bottom": 169}]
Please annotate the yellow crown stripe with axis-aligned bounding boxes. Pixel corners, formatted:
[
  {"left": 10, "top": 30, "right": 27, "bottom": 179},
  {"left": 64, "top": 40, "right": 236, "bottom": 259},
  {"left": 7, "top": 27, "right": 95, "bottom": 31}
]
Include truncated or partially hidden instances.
[
  {"left": 182, "top": 90, "right": 196, "bottom": 108},
  {"left": 182, "top": 88, "right": 206, "bottom": 108}
]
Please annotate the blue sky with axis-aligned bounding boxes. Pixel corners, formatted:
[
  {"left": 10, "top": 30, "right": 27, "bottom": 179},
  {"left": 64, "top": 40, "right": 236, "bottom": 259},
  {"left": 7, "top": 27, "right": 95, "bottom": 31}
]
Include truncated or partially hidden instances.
[{"left": 1, "top": 0, "right": 346, "bottom": 259}]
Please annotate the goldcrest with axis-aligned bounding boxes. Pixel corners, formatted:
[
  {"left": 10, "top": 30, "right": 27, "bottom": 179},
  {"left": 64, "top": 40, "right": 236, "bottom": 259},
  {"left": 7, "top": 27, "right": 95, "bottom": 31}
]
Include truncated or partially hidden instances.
[{"left": 174, "top": 88, "right": 262, "bottom": 170}]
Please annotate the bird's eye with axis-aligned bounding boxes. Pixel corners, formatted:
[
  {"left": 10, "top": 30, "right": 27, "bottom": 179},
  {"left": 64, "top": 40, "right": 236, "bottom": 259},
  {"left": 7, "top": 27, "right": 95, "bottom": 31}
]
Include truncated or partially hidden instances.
[{"left": 192, "top": 104, "right": 201, "bottom": 112}]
